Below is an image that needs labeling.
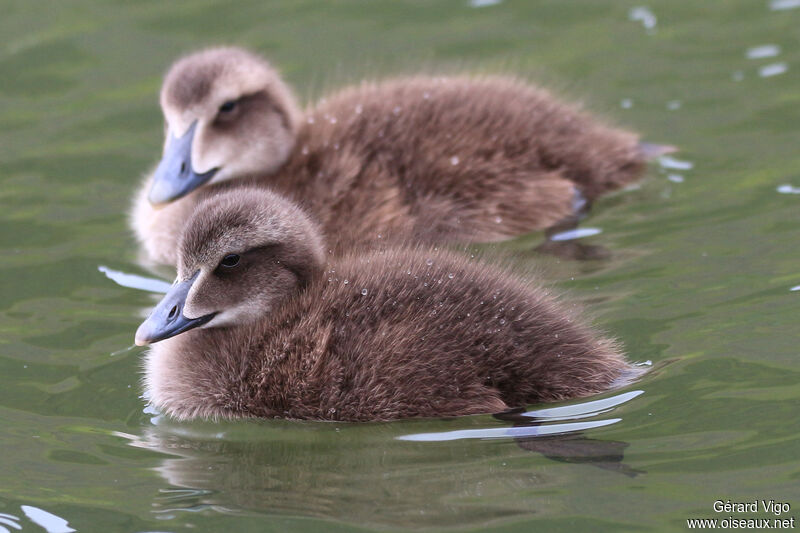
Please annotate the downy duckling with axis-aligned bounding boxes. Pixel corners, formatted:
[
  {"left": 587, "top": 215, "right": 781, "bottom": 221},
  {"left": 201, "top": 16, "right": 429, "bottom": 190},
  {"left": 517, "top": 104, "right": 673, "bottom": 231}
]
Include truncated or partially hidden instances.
[
  {"left": 132, "top": 47, "right": 669, "bottom": 265},
  {"left": 135, "top": 188, "right": 633, "bottom": 422}
]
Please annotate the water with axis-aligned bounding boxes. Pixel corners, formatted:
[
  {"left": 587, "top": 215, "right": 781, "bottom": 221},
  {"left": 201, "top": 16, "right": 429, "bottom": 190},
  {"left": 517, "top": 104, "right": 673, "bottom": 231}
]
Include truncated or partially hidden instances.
[{"left": 1, "top": 1, "right": 799, "bottom": 531}]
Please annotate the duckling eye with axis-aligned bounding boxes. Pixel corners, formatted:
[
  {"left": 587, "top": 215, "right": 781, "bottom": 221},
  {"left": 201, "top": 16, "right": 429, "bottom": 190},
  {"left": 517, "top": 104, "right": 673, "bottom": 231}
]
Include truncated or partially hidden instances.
[
  {"left": 218, "top": 100, "right": 237, "bottom": 113},
  {"left": 219, "top": 254, "right": 240, "bottom": 268}
]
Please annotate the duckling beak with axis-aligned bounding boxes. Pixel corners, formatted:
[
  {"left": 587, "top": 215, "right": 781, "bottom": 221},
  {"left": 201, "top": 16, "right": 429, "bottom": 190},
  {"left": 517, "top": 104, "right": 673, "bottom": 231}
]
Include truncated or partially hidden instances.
[
  {"left": 148, "top": 121, "right": 218, "bottom": 205},
  {"left": 135, "top": 271, "right": 215, "bottom": 345}
]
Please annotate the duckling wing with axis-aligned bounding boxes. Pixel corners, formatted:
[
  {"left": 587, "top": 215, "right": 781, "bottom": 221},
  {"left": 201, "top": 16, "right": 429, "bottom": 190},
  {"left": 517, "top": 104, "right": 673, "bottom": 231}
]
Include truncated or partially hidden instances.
[{"left": 409, "top": 174, "right": 578, "bottom": 243}]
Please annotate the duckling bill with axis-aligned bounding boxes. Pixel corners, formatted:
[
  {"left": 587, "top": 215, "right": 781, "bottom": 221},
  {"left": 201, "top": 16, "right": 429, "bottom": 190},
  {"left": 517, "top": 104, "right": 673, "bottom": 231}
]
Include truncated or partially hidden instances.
[
  {"left": 137, "top": 188, "right": 635, "bottom": 422},
  {"left": 149, "top": 122, "right": 218, "bottom": 204},
  {"left": 135, "top": 271, "right": 214, "bottom": 345}
]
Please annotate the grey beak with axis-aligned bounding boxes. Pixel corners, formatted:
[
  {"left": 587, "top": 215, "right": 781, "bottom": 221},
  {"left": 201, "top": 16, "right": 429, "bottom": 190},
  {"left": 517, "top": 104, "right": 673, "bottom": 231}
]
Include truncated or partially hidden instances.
[
  {"left": 135, "top": 271, "right": 215, "bottom": 345},
  {"left": 148, "top": 121, "right": 218, "bottom": 205}
]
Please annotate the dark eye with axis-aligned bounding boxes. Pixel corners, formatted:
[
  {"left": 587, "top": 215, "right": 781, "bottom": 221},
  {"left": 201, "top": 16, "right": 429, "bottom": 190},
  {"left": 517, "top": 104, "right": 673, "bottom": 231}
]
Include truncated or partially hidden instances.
[
  {"left": 220, "top": 254, "right": 240, "bottom": 268},
  {"left": 218, "top": 100, "right": 237, "bottom": 113}
]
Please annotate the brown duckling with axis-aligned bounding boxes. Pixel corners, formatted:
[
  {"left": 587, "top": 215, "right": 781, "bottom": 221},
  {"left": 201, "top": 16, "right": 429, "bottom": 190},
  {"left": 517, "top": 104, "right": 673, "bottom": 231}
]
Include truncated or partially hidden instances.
[
  {"left": 132, "top": 46, "right": 667, "bottom": 265},
  {"left": 135, "top": 188, "right": 632, "bottom": 422}
]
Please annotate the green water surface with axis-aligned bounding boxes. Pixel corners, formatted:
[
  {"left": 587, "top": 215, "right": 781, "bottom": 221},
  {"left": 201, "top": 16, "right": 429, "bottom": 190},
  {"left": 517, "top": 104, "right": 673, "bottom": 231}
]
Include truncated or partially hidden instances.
[{"left": 1, "top": 1, "right": 799, "bottom": 531}]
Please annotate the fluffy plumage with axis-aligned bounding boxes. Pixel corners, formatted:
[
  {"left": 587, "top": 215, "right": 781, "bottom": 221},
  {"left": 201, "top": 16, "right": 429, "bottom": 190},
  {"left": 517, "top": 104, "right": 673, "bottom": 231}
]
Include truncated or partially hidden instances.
[
  {"left": 142, "top": 189, "right": 632, "bottom": 421},
  {"left": 133, "top": 47, "right": 653, "bottom": 264}
]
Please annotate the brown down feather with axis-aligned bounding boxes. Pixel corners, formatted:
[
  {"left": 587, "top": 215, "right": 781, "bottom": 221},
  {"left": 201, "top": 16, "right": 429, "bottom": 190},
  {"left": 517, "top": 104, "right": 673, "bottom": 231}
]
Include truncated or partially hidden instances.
[
  {"left": 143, "top": 188, "right": 633, "bottom": 422},
  {"left": 132, "top": 47, "right": 646, "bottom": 265}
]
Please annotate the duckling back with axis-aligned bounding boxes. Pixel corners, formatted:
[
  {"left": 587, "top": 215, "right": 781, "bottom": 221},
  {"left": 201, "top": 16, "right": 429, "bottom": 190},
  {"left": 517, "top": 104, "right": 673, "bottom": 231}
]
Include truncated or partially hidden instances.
[{"left": 273, "top": 76, "right": 645, "bottom": 246}]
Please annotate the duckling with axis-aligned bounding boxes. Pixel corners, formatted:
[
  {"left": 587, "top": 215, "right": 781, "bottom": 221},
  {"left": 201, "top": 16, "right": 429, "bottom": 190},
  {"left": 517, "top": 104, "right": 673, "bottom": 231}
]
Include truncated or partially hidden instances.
[
  {"left": 135, "top": 188, "right": 632, "bottom": 422},
  {"left": 133, "top": 47, "right": 667, "bottom": 265}
]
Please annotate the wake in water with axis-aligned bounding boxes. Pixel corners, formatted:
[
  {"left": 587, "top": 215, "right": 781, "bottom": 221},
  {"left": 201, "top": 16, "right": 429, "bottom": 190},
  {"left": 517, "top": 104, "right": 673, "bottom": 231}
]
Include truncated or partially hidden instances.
[
  {"left": 398, "top": 390, "right": 646, "bottom": 477},
  {"left": 397, "top": 390, "right": 643, "bottom": 442}
]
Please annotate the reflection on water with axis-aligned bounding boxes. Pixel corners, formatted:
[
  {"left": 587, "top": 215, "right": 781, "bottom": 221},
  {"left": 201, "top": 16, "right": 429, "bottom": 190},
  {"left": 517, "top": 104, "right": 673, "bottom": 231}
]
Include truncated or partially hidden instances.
[
  {"left": 468, "top": 0, "right": 503, "bottom": 8},
  {"left": 20, "top": 506, "right": 76, "bottom": 533},
  {"left": 0, "top": 507, "right": 76, "bottom": 533},
  {"left": 505, "top": 389, "right": 644, "bottom": 419},
  {"left": 746, "top": 45, "right": 781, "bottom": 59},
  {"left": 398, "top": 418, "right": 621, "bottom": 441},
  {"left": 777, "top": 184, "right": 800, "bottom": 194},
  {"left": 126, "top": 424, "right": 544, "bottom": 527},
  {"left": 657, "top": 156, "right": 694, "bottom": 171},
  {"left": 548, "top": 227, "right": 602, "bottom": 242},
  {"left": 628, "top": 6, "right": 657, "bottom": 34},
  {"left": 759, "top": 63, "right": 788, "bottom": 77},
  {"left": 0, "top": 514, "right": 20, "bottom": 533},
  {"left": 400, "top": 390, "right": 643, "bottom": 441},
  {"left": 769, "top": 0, "right": 800, "bottom": 10},
  {"left": 402, "top": 391, "right": 645, "bottom": 479},
  {"left": 119, "top": 391, "right": 643, "bottom": 528}
]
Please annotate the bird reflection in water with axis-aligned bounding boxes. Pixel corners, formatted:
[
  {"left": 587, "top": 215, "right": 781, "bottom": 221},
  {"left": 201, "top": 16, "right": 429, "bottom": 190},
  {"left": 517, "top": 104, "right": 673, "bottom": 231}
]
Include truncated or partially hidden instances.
[{"left": 119, "top": 390, "right": 645, "bottom": 527}]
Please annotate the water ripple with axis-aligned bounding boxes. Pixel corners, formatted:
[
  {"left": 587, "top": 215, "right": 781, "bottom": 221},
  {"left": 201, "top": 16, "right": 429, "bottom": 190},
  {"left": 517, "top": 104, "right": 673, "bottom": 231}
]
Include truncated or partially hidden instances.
[
  {"left": 629, "top": 6, "right": 657, "bottom": 33},
  {"left": 759, "top": 62, "right": 788, "bottom": 77},
  {"left": 397, "top": 390, "right": 644, "bottom": 442},
  {"left": 468, "top": 0, "right": 502, "bottom": 7},
  {"left": 769, "top": 0, "right": 800, "bottom": 10},
  {"left": 658, "top": 155, "right": 694, "bottom": 171},
  {"left": 397, "top": 419, "right": 621, "bottom": 442},
  {"left": 20, "top": 506, "right": 75, "bottom": 533},
  {"left": 549, "top": 227, "right": 602, "bottom": 242},
  {"left": 777, "top": 184, "right": 800, "bottom": 194},
  {"left": 746, "top": 45, "right": 781, "bottom": 59}
]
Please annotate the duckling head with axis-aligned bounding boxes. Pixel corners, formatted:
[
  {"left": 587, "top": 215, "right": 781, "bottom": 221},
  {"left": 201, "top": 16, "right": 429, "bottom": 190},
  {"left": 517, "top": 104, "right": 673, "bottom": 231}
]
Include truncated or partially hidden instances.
[
  {"left": 135, "top": 189, "right": 325, "bottom": 345},
  {"left": 149, "top": 47, "right": 302, "bottom": 205}
]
